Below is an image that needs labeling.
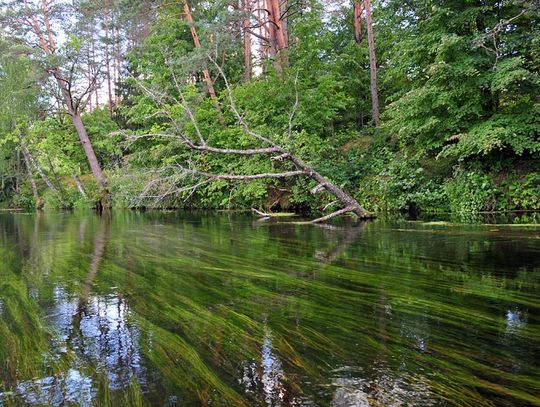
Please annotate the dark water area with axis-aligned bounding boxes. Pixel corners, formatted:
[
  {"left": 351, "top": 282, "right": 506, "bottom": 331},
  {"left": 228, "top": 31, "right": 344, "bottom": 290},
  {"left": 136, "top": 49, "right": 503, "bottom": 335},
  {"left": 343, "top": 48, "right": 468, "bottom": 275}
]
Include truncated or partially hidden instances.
[{"left": 0, "top": 212, "right": 539, "bottom": 406}]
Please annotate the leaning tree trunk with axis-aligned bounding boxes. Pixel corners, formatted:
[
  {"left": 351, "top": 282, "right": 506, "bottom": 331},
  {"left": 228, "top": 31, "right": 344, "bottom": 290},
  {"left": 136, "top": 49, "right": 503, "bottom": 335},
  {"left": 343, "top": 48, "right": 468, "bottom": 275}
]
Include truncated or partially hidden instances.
[
  {"left": 22, "top": 0, "right": 108, "bottom": 196},
  {"left": 72, "top": 113, "right": 107, "bottom": 188},
  {"left": 278, "top": 153, "right": 371, "bottom": 222},
  {"left": 52, "top": 71, "right": 108, "bottom": 191},
  {"left": 21, "top": 144, "right": 58, "bottom": 195},
  {"left": 21, "top": 148, "right": 39, "bottom": 201}
]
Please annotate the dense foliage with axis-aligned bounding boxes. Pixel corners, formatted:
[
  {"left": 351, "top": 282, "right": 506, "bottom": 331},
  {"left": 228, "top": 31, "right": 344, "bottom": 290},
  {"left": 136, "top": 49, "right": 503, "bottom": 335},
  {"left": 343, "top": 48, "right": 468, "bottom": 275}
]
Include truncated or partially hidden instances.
[{"left": 0, "top": 0, "right": 538, "bottom": 216}]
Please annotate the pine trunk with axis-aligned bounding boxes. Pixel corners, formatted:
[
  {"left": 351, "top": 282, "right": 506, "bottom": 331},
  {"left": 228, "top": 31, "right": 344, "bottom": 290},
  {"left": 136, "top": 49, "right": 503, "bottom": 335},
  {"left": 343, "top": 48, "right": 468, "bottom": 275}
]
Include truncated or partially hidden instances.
[
  {"left": 114, "top": 24, "right": 122, "bottom": 105},
  {"left": 104, "top": 0, "right": 114, "bottom": 117},
  {"left": 365, "top": 0, "right": 380, "bottom": 126},
  {"left": 354, "top": 1, "right": 364, "bottom": 43},
  {"left": 267, "top": 0, "right": 289, "bottom": 70},
  {"left": 242, "top": 0, "right": 252, "bottom": 81}
]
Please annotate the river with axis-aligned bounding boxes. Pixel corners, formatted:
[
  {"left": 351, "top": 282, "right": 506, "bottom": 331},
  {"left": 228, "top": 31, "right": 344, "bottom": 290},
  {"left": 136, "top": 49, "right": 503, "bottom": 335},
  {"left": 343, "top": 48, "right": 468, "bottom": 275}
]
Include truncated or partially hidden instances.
[{"left": 0, "top": 212, "right": 539, "bottom": 406}]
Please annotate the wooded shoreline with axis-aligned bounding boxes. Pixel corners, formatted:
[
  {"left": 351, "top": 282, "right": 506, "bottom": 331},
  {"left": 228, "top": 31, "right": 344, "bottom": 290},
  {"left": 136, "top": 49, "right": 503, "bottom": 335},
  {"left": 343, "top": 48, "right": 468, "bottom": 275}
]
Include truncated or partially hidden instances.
[{"left": 1, "top": 1, "right": 538, "bottom": 218}]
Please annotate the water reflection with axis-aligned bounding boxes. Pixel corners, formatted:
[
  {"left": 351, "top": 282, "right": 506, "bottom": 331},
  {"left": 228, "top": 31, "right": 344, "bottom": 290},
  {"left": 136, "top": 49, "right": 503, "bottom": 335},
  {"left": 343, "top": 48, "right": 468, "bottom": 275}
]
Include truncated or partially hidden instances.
[
  {"left": 506, "top": 309, "right": 527, "bottom": 336},
  {"left": 14, "top": 368, "right": 93, "bottom": 406},
  {"left": 1, "top": 214, "right": 148, "bottom": 405},
  {"left": 314, "top": 223, "right": 366, "bottom": 264},
  {"left": 241, "top": 323, "right": 288, "bottom": 406},
  {"left": 331, "top": 376, "right": 370, "bottom": 407},
  {"left": 0, "top": 212, "right": 539, "bottom": 406},
  {"left": 53, "top": 289, "right": 145, "bottom": 391}
]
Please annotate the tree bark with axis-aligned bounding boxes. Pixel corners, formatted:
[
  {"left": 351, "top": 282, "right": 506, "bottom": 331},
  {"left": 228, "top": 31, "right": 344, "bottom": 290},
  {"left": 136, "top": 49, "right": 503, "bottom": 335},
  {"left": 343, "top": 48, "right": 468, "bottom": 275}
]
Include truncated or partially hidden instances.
[
  {"left": 73, "top": 175, "right": 87, "bottom": 198},
  {"left": 72, "top": 113, "right": 107, "bottom": 187},
  {"left": 353, "top": 1, "right": 364, "bottom": 43},
  {"left": 21, "top": 144, "right": 57, "bottom": 195},
  {"left": 267, "top": 0, "right": 289, "bottom": 70},
  {"left": 279, "top": 0, "right": 289, "bottom": 47},
  {"left": 242, "top": 0, "right": 252, "bottom": 81},
  {"left": 365, "top": 0, "right": 380, "bottom": 126},
  {"left": 286, "top": 154, "right": 371, "bottom": 219},
  {"left": 104, "top": 0, "right": 114, "bottom": 117}
]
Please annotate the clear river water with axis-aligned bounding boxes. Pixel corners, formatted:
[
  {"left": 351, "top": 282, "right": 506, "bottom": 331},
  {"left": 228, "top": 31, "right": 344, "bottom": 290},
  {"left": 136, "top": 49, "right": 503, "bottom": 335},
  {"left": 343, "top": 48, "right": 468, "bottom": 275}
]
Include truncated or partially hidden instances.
[{"left": 0, "top": 211, "right": 539, "bottom": 406}]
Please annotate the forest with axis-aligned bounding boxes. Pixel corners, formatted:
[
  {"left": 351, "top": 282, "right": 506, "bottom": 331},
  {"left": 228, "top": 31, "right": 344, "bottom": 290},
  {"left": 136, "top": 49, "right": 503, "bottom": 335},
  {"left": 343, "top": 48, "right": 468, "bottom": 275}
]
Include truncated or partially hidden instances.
[
  {"left": 1, "top": 2, "right": 540, "bottom": 405},
  {"left": 0, "top": 0, "right": 539, "bottom": 219}
]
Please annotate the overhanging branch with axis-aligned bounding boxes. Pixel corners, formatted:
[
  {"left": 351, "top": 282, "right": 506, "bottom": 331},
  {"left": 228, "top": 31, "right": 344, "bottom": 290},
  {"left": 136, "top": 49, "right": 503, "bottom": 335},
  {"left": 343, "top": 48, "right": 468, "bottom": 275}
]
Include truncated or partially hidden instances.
[{"left": 180, "top": 167, "right": 306, "bottom": 181}]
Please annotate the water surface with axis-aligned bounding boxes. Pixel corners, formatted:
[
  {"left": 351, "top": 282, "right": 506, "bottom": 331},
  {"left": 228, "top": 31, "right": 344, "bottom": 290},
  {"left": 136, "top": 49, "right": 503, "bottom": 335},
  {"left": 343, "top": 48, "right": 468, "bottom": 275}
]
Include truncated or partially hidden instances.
[{"left": 0, "top": 212, "right": 539, "bottom": 406}]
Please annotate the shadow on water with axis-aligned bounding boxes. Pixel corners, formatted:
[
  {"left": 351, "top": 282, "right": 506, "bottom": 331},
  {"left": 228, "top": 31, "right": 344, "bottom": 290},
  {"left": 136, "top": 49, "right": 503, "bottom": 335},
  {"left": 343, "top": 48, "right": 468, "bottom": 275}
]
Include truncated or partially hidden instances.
[{"left": 0, "top": 212, "right": 539, "bottom": 406}]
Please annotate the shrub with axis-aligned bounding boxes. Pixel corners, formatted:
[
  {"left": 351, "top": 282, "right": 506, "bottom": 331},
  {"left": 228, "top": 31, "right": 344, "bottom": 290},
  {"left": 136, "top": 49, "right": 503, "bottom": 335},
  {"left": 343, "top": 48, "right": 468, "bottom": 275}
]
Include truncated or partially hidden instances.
[
  {"left": 444, "top": 168, "right": 500, "bottom": 214},
  {"left": 508, "top": 172, "right": 540, "bottom": 210}
]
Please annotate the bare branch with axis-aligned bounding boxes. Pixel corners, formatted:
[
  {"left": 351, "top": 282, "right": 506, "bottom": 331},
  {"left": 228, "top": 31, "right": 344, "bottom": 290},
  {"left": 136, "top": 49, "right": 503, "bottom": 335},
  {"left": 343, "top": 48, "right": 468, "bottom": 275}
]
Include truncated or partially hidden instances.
[
  {"left": 311, "top": 207, "right": 355, "bottom": 224},
  {"left": 188, "top": 144, "right": 281, "bottom": 155},
  {"left": 323, "top": 201, "right": 338, "bottom": 211},
  {"left": 252, "top": 207, "right": 271, "bottom": 218},
  {"left": 182, "top": 167, "right": 306, "bottom": 181},
  {"left": 167, "top": 63, "right": 207, "bottom": 146},
  {"left": 124, "top": 133, "right": 281, "bottom": 155},
  {"left": 245, "top": 29, "right": 270, "bottom": 43},
  {"left": 271, "top": 153, "right": 290, "bottom": 161},
  {"left": 288, "top": 70, "right": 300, "bottom": 139}
]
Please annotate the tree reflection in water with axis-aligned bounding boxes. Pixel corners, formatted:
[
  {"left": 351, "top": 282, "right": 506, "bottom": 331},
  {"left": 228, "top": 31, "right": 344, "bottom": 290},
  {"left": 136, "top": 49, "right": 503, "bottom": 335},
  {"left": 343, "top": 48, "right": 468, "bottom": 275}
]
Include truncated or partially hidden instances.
[
  {"left": 240, "top": 323, "right": 286, "bottom": 406},
  {"left": 3, "top": 214, "right": 145, "bottom": 405}
]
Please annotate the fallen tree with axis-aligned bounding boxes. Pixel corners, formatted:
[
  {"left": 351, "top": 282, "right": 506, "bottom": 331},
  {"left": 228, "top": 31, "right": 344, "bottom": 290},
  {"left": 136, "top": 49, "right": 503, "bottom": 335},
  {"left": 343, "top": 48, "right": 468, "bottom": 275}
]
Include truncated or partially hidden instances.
[{"left": 130, "top": 58, "right": 373, "bottom": 224}]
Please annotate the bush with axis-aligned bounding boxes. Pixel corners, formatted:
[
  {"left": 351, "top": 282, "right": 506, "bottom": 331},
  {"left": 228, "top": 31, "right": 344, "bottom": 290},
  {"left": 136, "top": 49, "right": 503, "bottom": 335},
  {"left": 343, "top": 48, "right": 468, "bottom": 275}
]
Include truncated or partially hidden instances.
[
  {"left": 444, "top": 168, "right": 500, "bottom": 214},
  {"left": 508, "top": 172, "right": 540, "bottom": 210},
  {"left": 354, "top": 146, "right": 448, "bottom": 213}
]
